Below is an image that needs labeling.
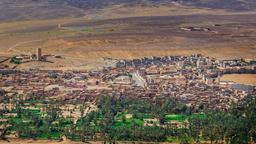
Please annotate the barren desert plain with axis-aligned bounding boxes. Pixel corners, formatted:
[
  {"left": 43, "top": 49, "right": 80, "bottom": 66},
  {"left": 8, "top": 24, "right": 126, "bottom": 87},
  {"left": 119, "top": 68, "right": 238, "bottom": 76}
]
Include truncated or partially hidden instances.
[{"left": 0, "top": 3, "right": 255, "bottom": 71}]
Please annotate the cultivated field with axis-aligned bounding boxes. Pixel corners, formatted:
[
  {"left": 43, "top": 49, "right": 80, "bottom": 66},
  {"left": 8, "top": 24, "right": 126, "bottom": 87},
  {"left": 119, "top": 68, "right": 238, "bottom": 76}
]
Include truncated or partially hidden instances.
[
  {"left": 0, "top": 139, "right": 180, "bottom": 144},
  {"left": 0, "top": 139, "right": 84, "bottom": 144}
]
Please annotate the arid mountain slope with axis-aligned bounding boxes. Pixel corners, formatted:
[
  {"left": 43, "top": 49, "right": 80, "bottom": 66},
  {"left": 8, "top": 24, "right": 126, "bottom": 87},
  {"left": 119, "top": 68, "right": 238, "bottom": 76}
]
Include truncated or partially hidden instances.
[{"left": 0, "top": 0, "right": 256, "bottom": 21}]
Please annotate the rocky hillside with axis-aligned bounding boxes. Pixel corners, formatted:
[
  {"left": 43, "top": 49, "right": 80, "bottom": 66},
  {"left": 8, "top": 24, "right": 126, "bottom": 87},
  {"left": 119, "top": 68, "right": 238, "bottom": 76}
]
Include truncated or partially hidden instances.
[
  {"left": 0, "top": 0, "right": 256, "bottom": 21},
  {"left": 0, "top": 0, "right": 84, "bottom": 21},
  {"left": 67, "top": 0, "right": 256, "bottom": 11},
  {"left": 181, "top": 0, "right": 256, "bottom": 11}
]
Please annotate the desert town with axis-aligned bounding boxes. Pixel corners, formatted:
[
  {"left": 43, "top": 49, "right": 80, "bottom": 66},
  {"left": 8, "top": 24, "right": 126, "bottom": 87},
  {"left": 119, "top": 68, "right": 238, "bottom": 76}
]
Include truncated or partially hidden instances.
[
  {"left": 1, "top": 51, "right": 255, "bottom": 120},
  {"left": 1, "top": 1, "right": 256, "bottom": 143}
]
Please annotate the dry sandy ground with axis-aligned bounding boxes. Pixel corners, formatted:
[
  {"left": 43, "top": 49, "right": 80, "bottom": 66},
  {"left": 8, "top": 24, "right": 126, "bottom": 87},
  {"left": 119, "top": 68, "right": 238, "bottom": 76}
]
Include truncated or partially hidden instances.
[
  {"left": 221, "top": 74, "right": 256, "bottom": 86},
  {"left": 0, "top": 9, "right": 256, "bottom": 71},
  {"left": 88, "top": 4, "right": 225, "bottom": 19}
]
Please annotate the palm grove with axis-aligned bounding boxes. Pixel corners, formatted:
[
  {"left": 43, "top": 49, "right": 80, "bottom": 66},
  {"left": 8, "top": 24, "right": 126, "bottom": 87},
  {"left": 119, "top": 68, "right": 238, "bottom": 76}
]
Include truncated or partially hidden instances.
[{"left": 0, "top": 94, "right": 256, "bottom": 143}]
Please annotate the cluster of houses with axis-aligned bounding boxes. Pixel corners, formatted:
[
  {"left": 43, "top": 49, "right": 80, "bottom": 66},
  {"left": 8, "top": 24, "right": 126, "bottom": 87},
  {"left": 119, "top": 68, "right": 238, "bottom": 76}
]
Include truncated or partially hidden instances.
[{"left": 0, "top": 54, "right": 255, "bottom": 118}]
